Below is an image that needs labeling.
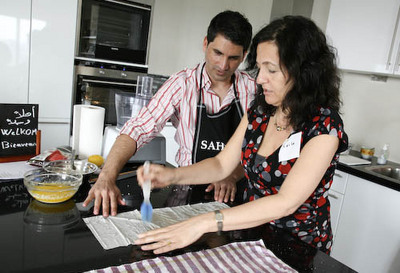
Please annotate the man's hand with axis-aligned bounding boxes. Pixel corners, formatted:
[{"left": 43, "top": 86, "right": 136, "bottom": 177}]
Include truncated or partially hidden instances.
[
  {"left": 83, "top": 174, "right": 126, "bottom": 217},
  {"left": 83, "top": 134, "right": 137, "bottom": 217},
  {"left": 205, "top": 177, "right": 237, "bottom": 203},
  {"left": 205, "top": 164, "right": 244, "bottom": 203}
]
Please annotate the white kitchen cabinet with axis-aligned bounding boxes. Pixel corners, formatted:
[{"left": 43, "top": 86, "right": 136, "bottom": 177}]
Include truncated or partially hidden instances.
[
  {"left": 160, "top": 123, "right": 179, "bottom": 167},
  {"left": 0, "top": 0, "right": 31, "bottom": 103},
  {"left": 326, "top": 0, "right": 400, "bottom": 75},
  {"left": 29, "top": 0, "right": 78, "bottom": 122},
  {"left": 38, "top": 123, "right": 70, "bottom": 152},
  {"left": 331, "top": 174, "right": 400, "bottom": 273},
  {"left": 329, "top": 170, "right": 349, "bottom": 240},
  {"left": 1, "top": 0, "right": 78, "bottom": 152},
  {"left": 29, "top": 0, "right": 78, "bottom": 151}
]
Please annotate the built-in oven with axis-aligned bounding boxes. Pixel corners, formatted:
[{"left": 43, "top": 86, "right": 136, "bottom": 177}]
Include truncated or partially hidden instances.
[
  {"left": 74, "top": 0, "right": 159, "bottom": 126},
  {"left": 73, "top": 61, "right": 168, "bottom": 164},
  {"left": 74, "top": 60, "right": 168, "bottom": 126},
  {"left": 76, "top": 0, "right": 154, "bottom": 67},
  {"left": 74, "top": 61, "right": 146, "bottom": 126},
  {"left": 73, "top": 0, "right": 168, "bottom": 164}
]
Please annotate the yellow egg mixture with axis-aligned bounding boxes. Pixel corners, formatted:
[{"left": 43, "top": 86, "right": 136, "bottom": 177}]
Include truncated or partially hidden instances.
[{"left": 30, "top": 184, "right": 77, "bottom": 203}]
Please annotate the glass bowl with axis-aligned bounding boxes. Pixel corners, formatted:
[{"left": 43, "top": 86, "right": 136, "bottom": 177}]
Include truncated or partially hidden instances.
[
  {"left": 43, "top": 160, "right": 98, "bottom": 175},
  {"left": 23, "top": 169, "right": 83, "bottom": 204}
]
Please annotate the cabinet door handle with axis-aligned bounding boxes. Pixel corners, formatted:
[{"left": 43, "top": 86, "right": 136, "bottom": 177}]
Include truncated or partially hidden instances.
[
  {"left": 334, "top": 173, "right": 343, "bottom": 178},
  {"left": 82, "top": 78, "right": 137, "bottom": 87},
  {"left": 395, "top": 49, "right": 400, "bottom": 73},
  {"left": 387, "top": 6, "right": 400, "bottom": 70},
  {"left": 105, "top": 0, "right": 151, "bottom": 11},
  {"left": 328, "top": 193, "right": 339, "bottom": 200}
]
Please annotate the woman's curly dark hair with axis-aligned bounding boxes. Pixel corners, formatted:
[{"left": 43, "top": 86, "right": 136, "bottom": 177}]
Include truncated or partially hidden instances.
[{"left": 245, "top": 16, "right": 341, "bottom": 130}]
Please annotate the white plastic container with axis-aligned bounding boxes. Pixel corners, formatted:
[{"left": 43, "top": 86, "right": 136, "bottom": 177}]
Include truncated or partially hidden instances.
[{"left": 377, "top": 144, "right": 390, "bottom": 165}]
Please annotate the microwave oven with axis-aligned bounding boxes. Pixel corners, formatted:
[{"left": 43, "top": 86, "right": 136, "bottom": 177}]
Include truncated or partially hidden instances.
[{"left": 76, "top": 0, "right": 154, "bottom": 68}]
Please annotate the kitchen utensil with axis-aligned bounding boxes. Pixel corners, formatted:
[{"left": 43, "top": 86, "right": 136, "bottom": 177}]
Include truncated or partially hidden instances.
[
  {"left": 23, "top": 169, "right": 82, "bottom": 203},
  {"left": 140, "top": 161, "right": 153, "bottom": 222},
  {"left": 43, "top": 160, "right": 98, "bottom": 176}
]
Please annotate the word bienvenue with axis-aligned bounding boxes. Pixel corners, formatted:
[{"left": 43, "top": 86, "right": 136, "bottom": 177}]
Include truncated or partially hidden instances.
[{"left": 1, "top": 141, "right": 37, "bottom": 150}]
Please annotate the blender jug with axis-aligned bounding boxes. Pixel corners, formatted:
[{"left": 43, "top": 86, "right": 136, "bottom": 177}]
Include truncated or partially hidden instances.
[{"left": 115, "top": 76, "right": 153, "bottom": 130}]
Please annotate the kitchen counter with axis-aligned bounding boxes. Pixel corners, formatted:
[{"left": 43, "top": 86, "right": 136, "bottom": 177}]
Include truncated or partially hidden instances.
[
  {"left": 0, "top": 165, "right": 355, "bottom": 273},
  {"left": 338, "top": 151, "right": 400, "bottom": 191}
]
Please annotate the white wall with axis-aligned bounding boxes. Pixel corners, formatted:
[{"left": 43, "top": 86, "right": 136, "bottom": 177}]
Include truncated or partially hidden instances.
[
  {"left": 311, "top": 0, "right": 400, "bottom": 163},
  {"left": 312, "top": 0, "right": 400, "bottom": 163},
  {"left": 341, "top": 72, "right": 400, "bottom": 163},
  {"left": 148, "top": 0, "right": 272, "bottom": 76},
  {"left": 150, "top": 0, "right": 400, "bottom": 164}
]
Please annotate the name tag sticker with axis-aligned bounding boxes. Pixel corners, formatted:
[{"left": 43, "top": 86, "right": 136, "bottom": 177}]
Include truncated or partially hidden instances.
[{"left": 278, "top": 132, "right": 302, "bottom": 162}]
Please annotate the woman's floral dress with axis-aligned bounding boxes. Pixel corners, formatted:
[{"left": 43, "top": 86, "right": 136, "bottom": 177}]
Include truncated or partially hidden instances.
[{"left": 241, "top": 106, "right": 348, "bottom": 254}]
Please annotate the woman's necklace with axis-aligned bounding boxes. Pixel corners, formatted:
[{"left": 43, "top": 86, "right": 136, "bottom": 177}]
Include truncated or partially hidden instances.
[{"left": 274, "top": 114, "right": 288, "bottom": 132}]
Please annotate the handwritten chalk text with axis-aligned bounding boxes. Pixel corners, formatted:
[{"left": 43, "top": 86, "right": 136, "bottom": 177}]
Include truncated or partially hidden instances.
[
  {"left": 1, "top": 128, "right": 37, "bottom": 136},
  {"left": 1, "top": 141, "right": 36, "bottom": 150}
]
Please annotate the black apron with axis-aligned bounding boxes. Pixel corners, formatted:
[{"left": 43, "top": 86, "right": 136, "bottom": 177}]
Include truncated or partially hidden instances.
[{"left": 188, "top": 63, "right": 245, "bottom": 204}]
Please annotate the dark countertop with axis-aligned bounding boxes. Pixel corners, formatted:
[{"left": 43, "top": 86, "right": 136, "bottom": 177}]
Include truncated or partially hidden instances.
[
  {"left": 0, "top": 166, "right": 355, "bottom": 273},
  {"left": 337, "top": 151, "right": 400, "bottom": 191}
]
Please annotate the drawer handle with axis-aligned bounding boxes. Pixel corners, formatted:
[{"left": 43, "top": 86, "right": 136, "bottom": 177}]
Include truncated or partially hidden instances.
[{"left": 328, "top": 193, "right": 339, "bottom": 200}]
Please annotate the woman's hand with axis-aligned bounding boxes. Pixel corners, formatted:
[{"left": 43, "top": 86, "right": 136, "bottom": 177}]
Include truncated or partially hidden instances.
[
  {"left": 137, "top": 163, "right": 176, "bottom": 189},
  {"left": 134, "top": 213, "right": 213, "bottom": 254}
]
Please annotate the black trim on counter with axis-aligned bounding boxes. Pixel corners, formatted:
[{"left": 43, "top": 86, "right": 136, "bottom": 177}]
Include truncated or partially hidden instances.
[{"left": 337, "top": 151, "right": 400, "bottom": 192}]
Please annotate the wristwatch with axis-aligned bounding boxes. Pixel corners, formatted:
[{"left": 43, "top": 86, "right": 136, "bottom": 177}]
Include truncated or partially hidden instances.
[{"left": 214, "top": 210, "right": 224, "bottom": 235}]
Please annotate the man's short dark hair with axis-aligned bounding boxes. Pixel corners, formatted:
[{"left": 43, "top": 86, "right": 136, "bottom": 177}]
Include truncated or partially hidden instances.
[{"left": 207, "top": 10, "right": 252, "bottom": 52}]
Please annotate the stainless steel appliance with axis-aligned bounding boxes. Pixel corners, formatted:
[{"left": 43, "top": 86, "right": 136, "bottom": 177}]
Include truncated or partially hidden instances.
[
  {"left": 73, "top": 64, "right": 168, "bottom": 164},
  {"left": 74, "top": 64, "right": 145, "bottom": 125},
  {"left": 76, "top": 0, "right": 154, "bottom": 68},
  {"left": 102, "top": 126, "right": 166, "bottom": 164},
  {"left": 73, "top": 64, "right": 168, "bottom": 126},
  {"left": 73, "top": 0, "right": 168, "bottom": 164}
]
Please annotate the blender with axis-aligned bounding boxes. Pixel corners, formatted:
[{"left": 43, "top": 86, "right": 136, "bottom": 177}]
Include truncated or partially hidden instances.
[
  {"left": 102, "top": 76, "right": 167, "bottom": 163},
  {"left": 115, "top": 75, "right": 154, "bottom": 130}
]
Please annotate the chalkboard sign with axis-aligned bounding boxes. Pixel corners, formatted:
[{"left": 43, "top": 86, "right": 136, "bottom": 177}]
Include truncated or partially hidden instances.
[{"left": 0, "top": 104, "right": 39, "bottom": 157}]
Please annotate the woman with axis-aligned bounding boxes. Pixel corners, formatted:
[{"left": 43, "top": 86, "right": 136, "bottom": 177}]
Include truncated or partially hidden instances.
[{"left": 135, "top": 16, "right": 348, "bottom": 255}]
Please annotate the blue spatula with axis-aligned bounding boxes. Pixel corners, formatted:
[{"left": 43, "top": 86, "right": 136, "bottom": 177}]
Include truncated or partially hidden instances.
[{"left": 140, "top": 161, "right": 153, "bottom": 222}]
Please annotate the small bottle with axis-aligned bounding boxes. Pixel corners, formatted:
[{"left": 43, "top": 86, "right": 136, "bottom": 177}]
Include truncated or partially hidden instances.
[{"left": 377, "top": 144, "right": 389, "bottom": 165}]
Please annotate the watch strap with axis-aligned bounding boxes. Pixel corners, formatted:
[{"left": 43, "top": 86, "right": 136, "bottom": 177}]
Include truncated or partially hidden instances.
[{"left": 214, "top": 210, "right": 223, "bottom": 235}]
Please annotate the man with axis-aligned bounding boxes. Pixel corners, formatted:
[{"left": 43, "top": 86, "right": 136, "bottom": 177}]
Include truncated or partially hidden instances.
[{"left": 83, "top": 10, "right": 256, "bottom": 217}]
